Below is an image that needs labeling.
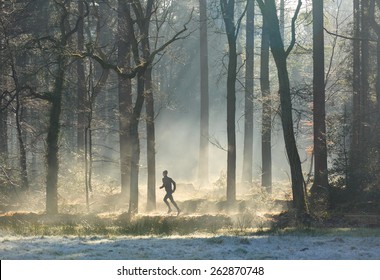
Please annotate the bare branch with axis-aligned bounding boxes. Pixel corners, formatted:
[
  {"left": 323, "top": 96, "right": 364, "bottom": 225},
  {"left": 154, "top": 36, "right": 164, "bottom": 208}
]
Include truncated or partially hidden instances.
[
  {"left": 149, "top": 8, "right": 193, "bottom": 61},
  {"left": 235, "top": 1, "right": 248, "bottom": 40},
  {"left": 285, "top": 0, "right": 302, "bottom": 57},
  {"left": 324, "top": 27, "right": 376, "bottom": 42}
]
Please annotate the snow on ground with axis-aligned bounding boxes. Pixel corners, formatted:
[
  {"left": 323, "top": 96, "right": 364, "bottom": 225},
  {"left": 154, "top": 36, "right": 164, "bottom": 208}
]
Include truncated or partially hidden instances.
[{"left": 1, "top": 234, "right": 380, "bottom": 260}]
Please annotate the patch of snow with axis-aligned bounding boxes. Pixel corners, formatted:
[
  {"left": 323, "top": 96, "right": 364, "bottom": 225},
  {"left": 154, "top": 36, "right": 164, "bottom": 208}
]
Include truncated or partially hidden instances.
[{"left": 1, "top": 234, "right": 380, "bottom": 259}]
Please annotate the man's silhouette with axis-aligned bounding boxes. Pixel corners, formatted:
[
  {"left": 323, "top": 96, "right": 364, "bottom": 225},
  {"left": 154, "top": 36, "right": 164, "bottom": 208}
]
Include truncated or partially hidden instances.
[{"left": 160, "top": 170, "right": 180, "bottom": 215}]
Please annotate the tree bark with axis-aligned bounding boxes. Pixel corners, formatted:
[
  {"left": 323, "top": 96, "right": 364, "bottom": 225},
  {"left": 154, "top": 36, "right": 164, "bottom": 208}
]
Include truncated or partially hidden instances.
[
  {"left": 371, "top": 0, "right": 380, "bottom": 115},
  {"left": 279, "top": 0, "right": 285, "bottom": 41},
  {"left": 0, "top": 38, "right": 7, "bottom": 161},
  {"left": 311, "top": 0, "right": 329, "bottom": 198},
  {"left": 77, "top": 0, "right": 86, "bottom": 155},
  {"left": 145, "top": 66, "right": 156, "bottom": 212},
  {"left": 199, "top": 0, "right": 210, "bottom": 187},
  {"left": 350, "top": 0, "right": 361, "bottom": 190},
  {"left": 360, "top": 1, "right": 370, "bottom": 151},
  {"left": 46, "top": 55, "right": 65, "bottom": 215},
  {"left": 129, "top": 72, "right": 145, "bottom": 214},
  {"left": 261, "top": 12, "right": 272, "bottom": 190},
  {"left": 15, "top": 82, "right": 28, "bottom": 191},
  {"left": 242, "top": 0, "right": 254, "bottom": 187},
  {"left": 221, "top": 0, "right": 237, "bottom": 204},
  {"left": 0, "top": 99, "right": 7, "bottom": 160},
  {"left": 118, "top": 0, "right": 132, "bottom": 199},
  {"left": 258, "top": 0, "right": 308, "bottom": 216}
]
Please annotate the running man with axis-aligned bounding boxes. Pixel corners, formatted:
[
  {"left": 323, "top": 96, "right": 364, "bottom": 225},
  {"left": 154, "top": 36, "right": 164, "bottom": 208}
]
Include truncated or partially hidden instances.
[{"left": 160, "top": 170, "right": 181, "bottom": 215}]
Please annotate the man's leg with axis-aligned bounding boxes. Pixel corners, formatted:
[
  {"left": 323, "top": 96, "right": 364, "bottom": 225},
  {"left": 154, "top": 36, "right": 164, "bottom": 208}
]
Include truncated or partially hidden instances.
[
  {"left": 169, "top": 195, "right": 180, "bottom": 214},
  {"left": 164, "top": 194, "right": 172, "bottom": 213}
]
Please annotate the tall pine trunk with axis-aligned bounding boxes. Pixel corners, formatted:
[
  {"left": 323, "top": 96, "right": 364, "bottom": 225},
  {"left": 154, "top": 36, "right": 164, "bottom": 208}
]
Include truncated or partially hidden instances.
[
  {"left": 350, "top": 0, "right": 361, "bottom": 189},
  {"left": 129, "top": 73, "right": 145, "bottom": 214},
  {"left": 118, "top": 0, "right": 132, "bottom": 199},
  {"left": 261, "top": 13, "right": 272, "bottom": 190},
  {"left": 0, "top": 99, "right": 7, "bottom": 160},
  {"left": 258, "top": 0, "right": 308, "bottom": 217},
  {"left": 199, "top": 0, "right": 209, "bottom": 187},
  {"left": 221, "top": 0, "right": 237, "bottom": 205},
  {"left": 242, "top": 0, "right": 254, "bottom": 187},
  {"left": 145, "top": 66, "right": 156, "bottom": 211},
  {"left": 46, "top": 55, "right": 65, "bottom": 215},
  {"left": 360, "top": 1, "right": 370, "bottom": 152},
  {"left": 15, "top": 84, "right": 28, "bottom": 191},
  {"left": 311, "top": 0, "right": 329, "bottom": 198},
  {"left": 77, "top": 0, "right": 86, "bottom": 155},
  {"left": 0, "top": 42, "right": 7, "bottom": 161}
]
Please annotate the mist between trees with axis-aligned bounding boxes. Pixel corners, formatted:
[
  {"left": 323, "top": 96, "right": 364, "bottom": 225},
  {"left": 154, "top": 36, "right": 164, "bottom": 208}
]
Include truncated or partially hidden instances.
[{"left": 0, "top": 0, "right": 379, "bottom": 224}]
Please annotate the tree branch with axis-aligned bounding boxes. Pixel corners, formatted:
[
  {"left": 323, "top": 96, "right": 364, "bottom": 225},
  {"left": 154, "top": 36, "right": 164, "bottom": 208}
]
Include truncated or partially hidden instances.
[
  {"left": 235, "top": 1, "right": 248, "bottom": 40},
  {"left": 324, "top": 27, "right": 376, "bottom": 42},
  {"left": 285, "top": 0, "right": 302, "bottom": 57}
]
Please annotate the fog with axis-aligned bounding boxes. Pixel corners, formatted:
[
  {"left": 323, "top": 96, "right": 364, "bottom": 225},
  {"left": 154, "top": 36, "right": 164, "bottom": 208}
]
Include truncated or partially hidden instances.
[{"left": 0, "top": 0, "right": 355, "bottom": 216}]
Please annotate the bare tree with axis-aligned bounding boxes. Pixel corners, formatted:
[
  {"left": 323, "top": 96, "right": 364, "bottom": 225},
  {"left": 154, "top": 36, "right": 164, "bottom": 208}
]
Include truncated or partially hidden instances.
[
  {"left": 310, "top": 0, "right": 329, "bottom": 201},
  {"left": 43, "top": 1, "right": 89, "bottom": 214},
  {"left": 242, "top": 0, "right": 254, "bottom": 187},
  {"left": 260, "top": 3, "right": 272, "bottom": 190},
  {"left": 256, "top": 0, "right": 308, "bottom": 217},
  {"left": 220, "top": 0, "right": 238, "bottom": 205},
  {"left": 118, "top": 0, "right": 132, "bottom": 200},
  {"left": 199, "top": 0, "right": 210, "bottom": 187},
  {"left": 370, "top": 0, "right": 380, "bottom": 115}
]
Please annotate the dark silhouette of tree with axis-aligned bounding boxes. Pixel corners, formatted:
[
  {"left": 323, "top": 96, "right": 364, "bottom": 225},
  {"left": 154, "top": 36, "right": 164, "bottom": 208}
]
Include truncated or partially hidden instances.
[
  {"left": 260, "top": 4, "right": 271, "bottom": 191},
  {"left": 349, "top": 0, "right": 371, "bottom": 193},
  {"left": 310, "top": 0, "right": 330, "bottom": 202},
  {"left": 199, "top": 0, "right": 210, "bottom": 187},
  {"left": 256, "top": 0, "right": 308, "bottom": 217},
  {"left": 77, "top": 0, "right": 86, "bottom": 156},
  {"left": 220, "top": 0, "right": 238, "bottom": 205},
  {"left": 117, "top": 0, "right": 132, "bottom": 200},
  {"left": 242, "top": 0, "right": 254, "bottom": 187},
  {"left": 43, "top": 1, "right": 89, "bottom": 214},
  {"left": 370, "top": 0, "right": 380, "bottom": 115}
]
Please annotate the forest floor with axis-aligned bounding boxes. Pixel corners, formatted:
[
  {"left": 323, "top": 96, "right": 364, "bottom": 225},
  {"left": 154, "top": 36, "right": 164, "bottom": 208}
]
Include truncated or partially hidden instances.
[
  {"left": 1, "top": 184, "right": 380, "bottom": 259},
  {"left": 1, "top": 229, "right": 380, "bottom": 259}
]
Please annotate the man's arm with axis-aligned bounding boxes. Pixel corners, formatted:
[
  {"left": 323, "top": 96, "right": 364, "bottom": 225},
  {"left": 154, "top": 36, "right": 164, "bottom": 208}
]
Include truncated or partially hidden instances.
[{"left": 172, "top": 179, "right": 176, "bottom": 193}]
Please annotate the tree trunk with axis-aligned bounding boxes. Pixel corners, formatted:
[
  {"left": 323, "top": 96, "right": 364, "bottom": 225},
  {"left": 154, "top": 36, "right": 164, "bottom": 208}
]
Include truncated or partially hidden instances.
[
  {"left": 261, "top": 12, "right": 272, "bottom": 190},
  {"left": 118, "top": 0, "right": 132, "bottom": 199},
  {"left": 129, "top": 72, "right": 145, "bottom": 214},
  {"left": 279, "top": 0, "right": 285, "bottom": 41},
  {"left": 0, "top": 48, "right": 7, "bottom": 161},
  {"left": 311, "top": 0, "right": 329, "bottom": 198},
  {"left": 46, "top": 55, "right": 65, "bottom": 215},
  {"left": 350, "top": 0, "right": 361, "bottom": 190},
  {"left": 15, "top": 88, "right": 28, "bottom": 191},
  {"left": 377, "top": 38, "right": 380, "bottom": 115},
  {"left": 145, "top": 66, "right": 156, "bottom": 212},
  {"left": 77, "top": 0, "right": 86, "bottom": 155},
  {"left": 258, "top": 0, "right": 308, "bottom": 216},
  {"left": 371, "top": 0, "right": 380, "bottom": 115},
  {"left": 242, "top": 0, "right": 254, "bottom": 187},
  {"left": 138, "top": 2, "right": 156, "bottom": 212},
  {"left": 360, "top": 1, "right": 370, "bottom": 151},
  {"left": 0, "top": 99, "right": 7, "bottom": 160},
  {"left": 199, "top": 0, "right": 209, "bottom": 187},
  {"left": 377, "top": 40, "right": 380, "bottom": 115},
  {"left": 10, "top": 41, "right": 29, "bottom": 191},
  {"left": 221, "top": 0, "right": 237, "bottom": 205}
]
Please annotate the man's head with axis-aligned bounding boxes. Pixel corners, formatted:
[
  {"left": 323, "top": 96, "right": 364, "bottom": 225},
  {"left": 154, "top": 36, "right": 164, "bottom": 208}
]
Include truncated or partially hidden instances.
[{"left": 163, "top": 170, "right": 168, "bottom": 176}]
